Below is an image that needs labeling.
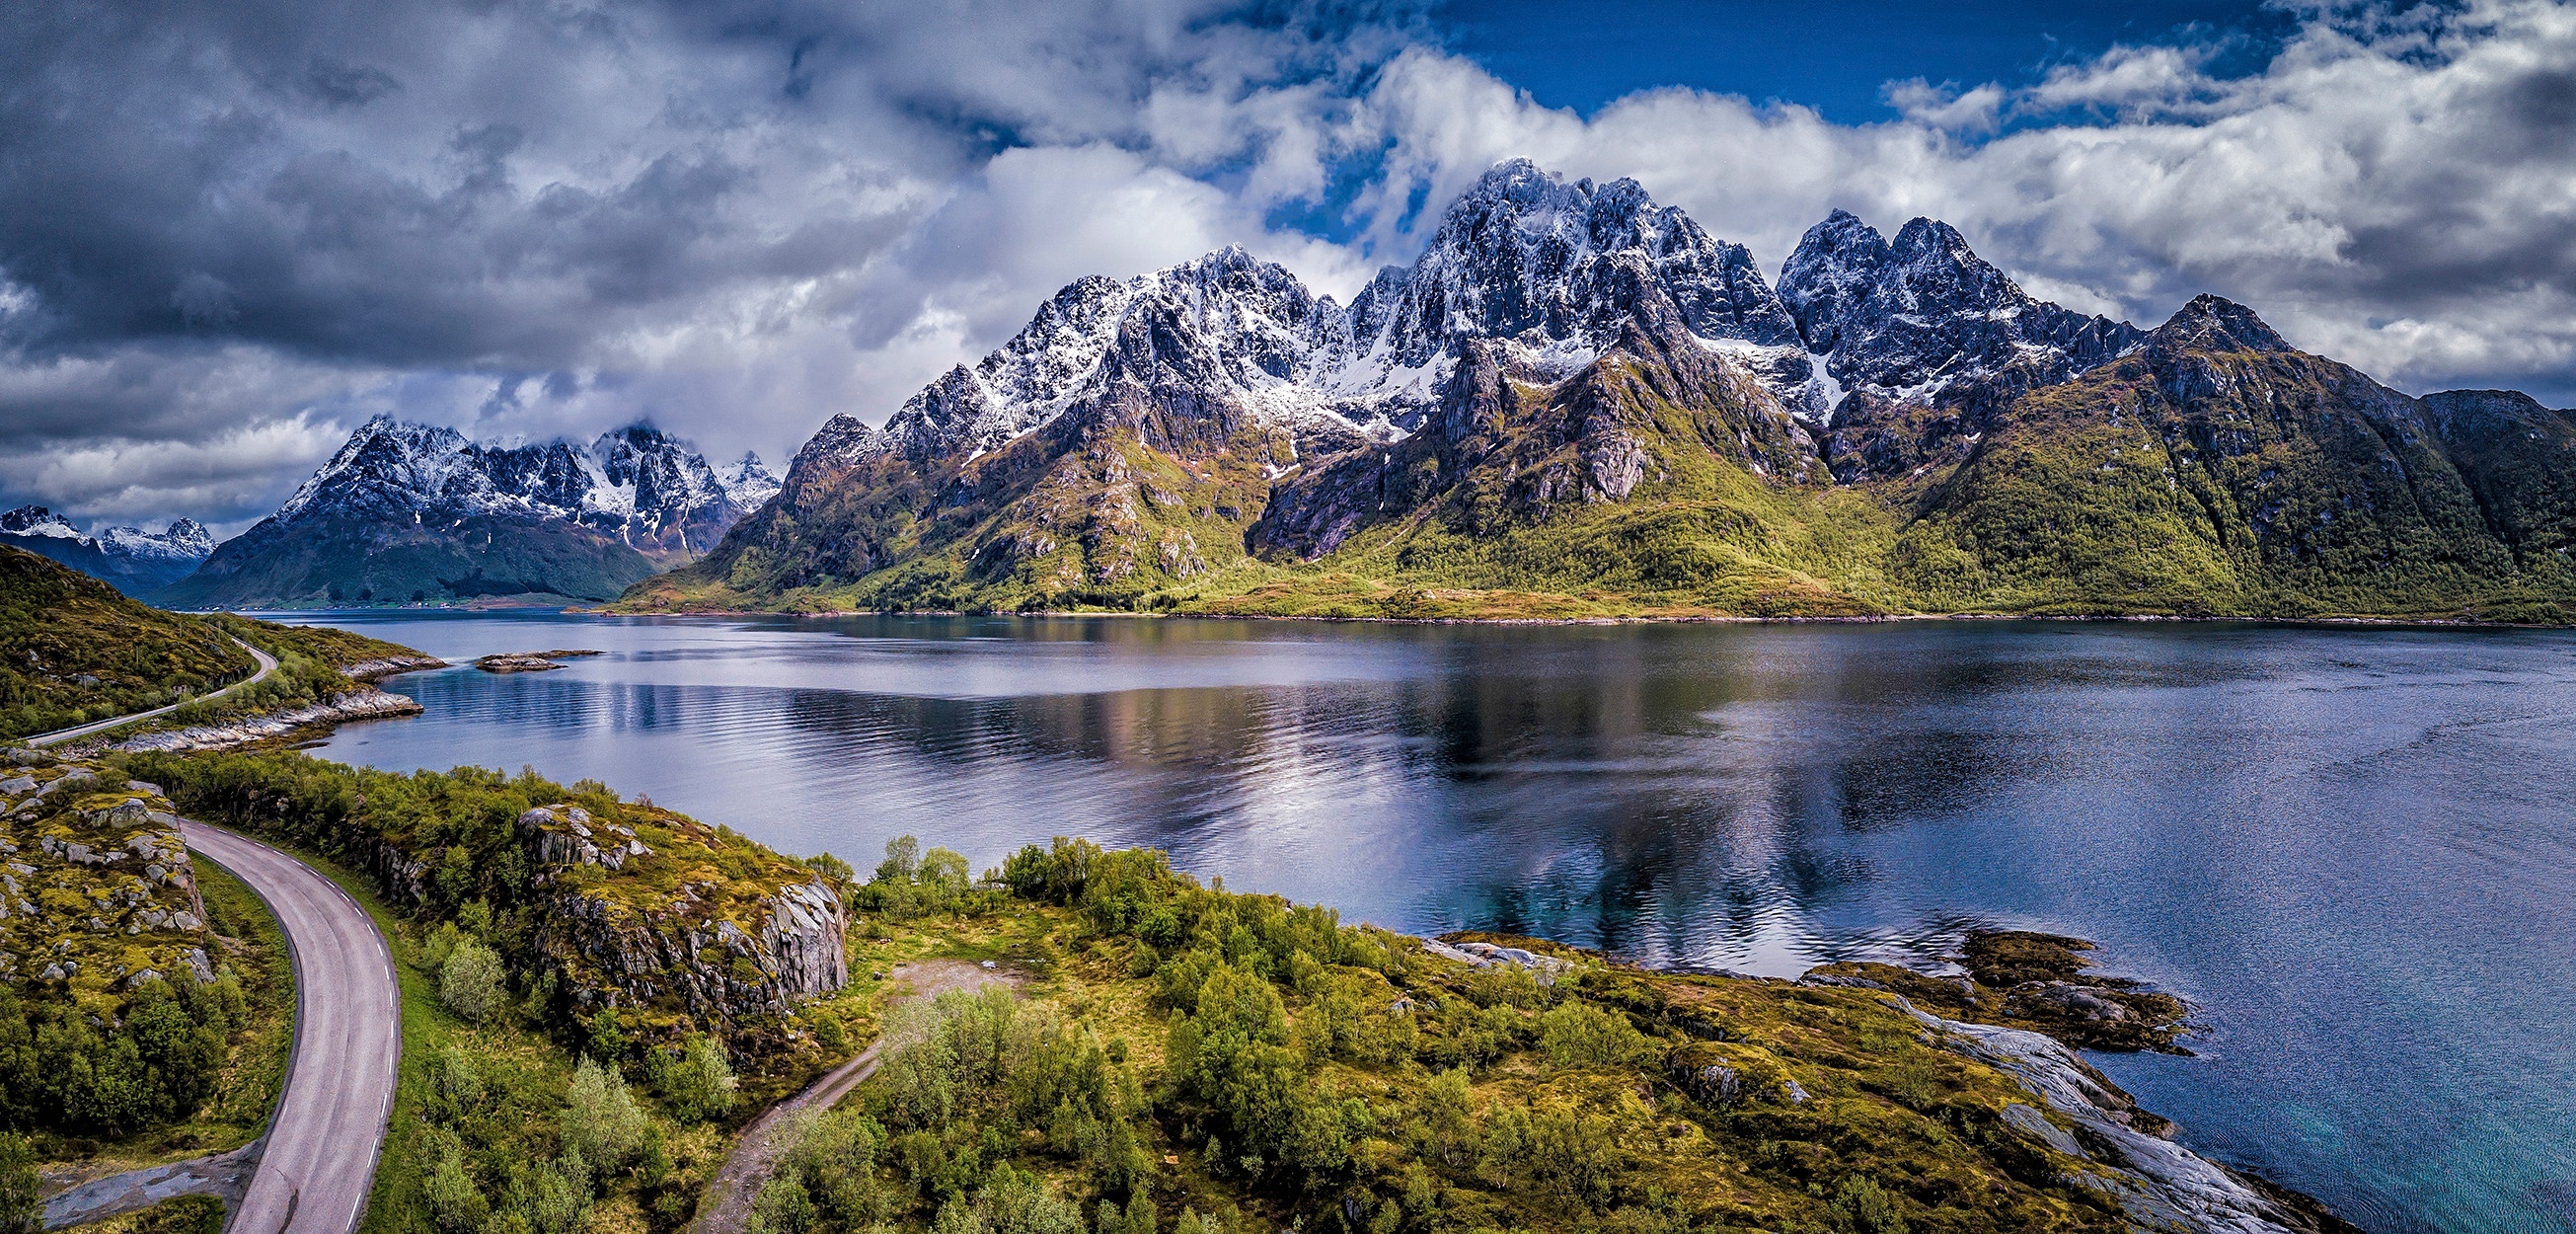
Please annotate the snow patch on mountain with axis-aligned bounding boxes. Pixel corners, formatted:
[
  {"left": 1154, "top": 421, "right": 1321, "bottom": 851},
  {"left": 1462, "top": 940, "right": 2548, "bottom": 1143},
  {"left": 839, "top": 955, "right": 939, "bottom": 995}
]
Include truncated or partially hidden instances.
[
  {"left": 0, "top": 505, "right": 213, "bottom": 593},
  {"left": 720, "top": 452, "right": 782, "bottom": 510},
  {"left": 267, "top": 416, "right": 764, "bottom": 560},
  {"left": 799, "top": 162, "right": 1852, "bottom": 480},
  {"left": 790, "top": 160, "right": 2159, "bottom": 482},
  {"left": 1, "top": 505, "right": 210, "bottom": 563},
  {"left": 1778, "top": 210, "right": 2143, "bottom": 405}
]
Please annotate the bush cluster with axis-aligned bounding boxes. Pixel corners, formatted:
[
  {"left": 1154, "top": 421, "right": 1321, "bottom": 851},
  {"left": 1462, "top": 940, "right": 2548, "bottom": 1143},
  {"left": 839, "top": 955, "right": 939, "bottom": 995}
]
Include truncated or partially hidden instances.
[{"left": 0, "top": 972, "right": 243, "bottom": 1138}]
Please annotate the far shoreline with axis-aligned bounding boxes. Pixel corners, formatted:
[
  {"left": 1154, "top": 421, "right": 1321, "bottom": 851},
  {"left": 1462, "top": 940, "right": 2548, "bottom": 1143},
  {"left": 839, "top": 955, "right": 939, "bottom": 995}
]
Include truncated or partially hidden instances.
[{"left": 563, "top": 603, "right": 2576, "bottom": 632}]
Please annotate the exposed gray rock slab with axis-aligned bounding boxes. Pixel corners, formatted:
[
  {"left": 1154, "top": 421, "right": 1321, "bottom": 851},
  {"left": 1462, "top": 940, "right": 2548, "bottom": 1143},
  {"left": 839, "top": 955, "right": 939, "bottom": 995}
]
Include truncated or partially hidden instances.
[{"left": 1894, "top": 997, "right": 2311, "bottom": 1234}]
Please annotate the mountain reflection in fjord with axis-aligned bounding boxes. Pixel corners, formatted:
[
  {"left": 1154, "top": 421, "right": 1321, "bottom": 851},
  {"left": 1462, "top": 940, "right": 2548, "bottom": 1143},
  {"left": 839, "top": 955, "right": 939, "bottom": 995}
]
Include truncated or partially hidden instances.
[{"left": 285, "top": 611, "right": 2576, "bottom": 1233}]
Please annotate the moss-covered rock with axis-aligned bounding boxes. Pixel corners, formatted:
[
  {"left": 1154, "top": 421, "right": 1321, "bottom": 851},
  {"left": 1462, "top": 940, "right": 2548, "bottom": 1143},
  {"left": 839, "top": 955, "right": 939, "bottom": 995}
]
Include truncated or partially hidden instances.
[
  {"left": 1806, "top": 930, "right": 2196, "bottom": 1054},
  {"left": 516, "top": 802, "right": 847, "bottom": 1032},
  {"left": 0, "top": 756, "right": 210, "bottom": 1017}
]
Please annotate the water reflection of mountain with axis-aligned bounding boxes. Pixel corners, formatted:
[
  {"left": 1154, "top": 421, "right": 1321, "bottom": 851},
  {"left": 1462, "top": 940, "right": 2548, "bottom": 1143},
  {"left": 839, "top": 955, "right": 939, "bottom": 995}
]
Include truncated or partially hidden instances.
[{"left": 305, "top": 613, "right": 2576, "bottom": 1229}]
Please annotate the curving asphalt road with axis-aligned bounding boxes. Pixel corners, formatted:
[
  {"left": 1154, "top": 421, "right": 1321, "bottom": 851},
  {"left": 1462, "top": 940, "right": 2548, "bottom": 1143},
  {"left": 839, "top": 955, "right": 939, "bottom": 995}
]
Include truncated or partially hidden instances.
[
  {"left": 184, "top": 820, "right": 401, "bottom": 1234},
  {"left": 29, "top": 636, "right": 277, "bottom": 747}
]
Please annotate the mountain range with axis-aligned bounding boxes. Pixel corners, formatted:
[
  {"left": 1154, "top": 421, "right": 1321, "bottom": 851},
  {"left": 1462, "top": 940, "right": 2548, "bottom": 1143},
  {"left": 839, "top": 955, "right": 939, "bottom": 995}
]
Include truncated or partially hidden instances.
[
  {"left": 156, "top": 420, "right": 778, "bottom": 608},
  {"left": 625, "top": 159, "right": 2576, "bottom": 622},
  {"left": 0, "top": 505, "right": 212, "bottom": 595}
]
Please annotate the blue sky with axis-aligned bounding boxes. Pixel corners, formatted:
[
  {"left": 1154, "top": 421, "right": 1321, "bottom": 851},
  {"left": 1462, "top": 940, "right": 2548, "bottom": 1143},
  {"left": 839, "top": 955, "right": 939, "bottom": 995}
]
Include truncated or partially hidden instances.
[
  {"left": 1, "top": 0, "right": 2570, "bottom": 533},
  {"left": 1434, "top": 0, "right": 2298, "bottom": 121}
]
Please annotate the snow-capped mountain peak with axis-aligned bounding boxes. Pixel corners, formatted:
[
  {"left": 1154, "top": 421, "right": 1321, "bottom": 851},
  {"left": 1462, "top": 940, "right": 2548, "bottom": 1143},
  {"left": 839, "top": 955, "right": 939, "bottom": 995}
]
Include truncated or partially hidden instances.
[
  {"left": 97, "top": 519, "right": 212, "bottom": 561},
  {"left": 0, "top": 505, "right": 81, "bottom": 539},
  {"left": 720, "top": 452, "right": 781, "bottom": 509},
  {"left": 0, "top": 504, "right": 213, "bottom": 593},
  {"left": 1778, "top": 208, "right": 2143, "bottom": 401},
  {"left": 263, "top": 416, "right": 766, "bottom": 564},
  {"left": 797, "top": 160, "right": 1840, "bottom": 483},
  {"left": 784, "top": 161, "right": 2167, "bottom": 485}
]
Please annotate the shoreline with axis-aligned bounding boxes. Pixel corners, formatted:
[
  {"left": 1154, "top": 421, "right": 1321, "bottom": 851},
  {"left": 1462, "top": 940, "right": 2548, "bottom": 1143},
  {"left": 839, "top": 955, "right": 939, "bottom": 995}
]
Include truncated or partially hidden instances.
[{"left": 583, "top": 603, "right": 2573, "bottom": 631}]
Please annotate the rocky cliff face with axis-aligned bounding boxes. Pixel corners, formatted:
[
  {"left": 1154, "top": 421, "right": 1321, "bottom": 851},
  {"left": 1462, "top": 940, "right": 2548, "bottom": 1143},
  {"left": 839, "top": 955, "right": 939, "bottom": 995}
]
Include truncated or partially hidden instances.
[
  {"left": 641, "top": 161, "right": 1852, "bottom": 610},
  {"left": 1777, "top": 210, "right": 2143, "bottom": 405},
  {"left": 2416, "top": 388, "right": 2576, "bottom": 569},
  {"left": 516, "top": 803, "right": 847, "bottom": 1030},
  {"left": 1251, "top": 280, "right": 1822, "bottom": 561},
  {"left": 1878, "top": 294, "right": 2564, "bottom": 617},
  {"left": 0, "top": 506, "right": 211, "bottom": 595},
  {"left": 0, "top": 757, "right": 212, "bottom": 1015}
]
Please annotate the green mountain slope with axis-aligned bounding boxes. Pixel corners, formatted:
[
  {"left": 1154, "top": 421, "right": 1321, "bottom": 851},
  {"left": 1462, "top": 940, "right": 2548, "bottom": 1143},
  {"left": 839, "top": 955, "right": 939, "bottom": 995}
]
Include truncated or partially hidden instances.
[
  {"left": 1885, "top": 296, "right": 2571, "bottom": 619},
  {"left": 631, "top": 370, "right": 1302, "bottom": 615},
  {"left": 160, "top": 511, "right": 659, "bottom": 609},
  {"left": 622, "top": 295, "right": 2576, "bottom": 623},
  {"left": 0, "top": 545, "right": 255, "bottom": 738}
]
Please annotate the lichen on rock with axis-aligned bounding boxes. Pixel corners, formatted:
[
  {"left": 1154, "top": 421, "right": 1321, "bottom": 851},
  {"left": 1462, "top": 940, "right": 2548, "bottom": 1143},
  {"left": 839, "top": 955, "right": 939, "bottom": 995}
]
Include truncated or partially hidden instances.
[
  {"left": 0, "top": 754, "right": 212, "bottom": 1018},
  {"left": 515, "top": 801, "right": 847, "bottom": 1033}
]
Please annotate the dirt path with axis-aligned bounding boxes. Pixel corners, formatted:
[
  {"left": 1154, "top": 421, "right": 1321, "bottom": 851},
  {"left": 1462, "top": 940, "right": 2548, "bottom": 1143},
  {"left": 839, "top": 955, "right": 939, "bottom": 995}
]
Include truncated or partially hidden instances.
[{"left": 689, "top": 961, "right": 1017, "bottom": 1234}]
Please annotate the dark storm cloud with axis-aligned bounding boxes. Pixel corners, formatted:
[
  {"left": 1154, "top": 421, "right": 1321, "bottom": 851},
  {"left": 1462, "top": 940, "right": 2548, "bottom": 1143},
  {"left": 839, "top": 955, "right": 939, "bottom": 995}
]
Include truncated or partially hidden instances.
[
  {"left": 0, "top": 0, "right": 1410, "bottom": 529},
  {"left": 1, "top": 0, "right": 2571, "bottom": 535}
]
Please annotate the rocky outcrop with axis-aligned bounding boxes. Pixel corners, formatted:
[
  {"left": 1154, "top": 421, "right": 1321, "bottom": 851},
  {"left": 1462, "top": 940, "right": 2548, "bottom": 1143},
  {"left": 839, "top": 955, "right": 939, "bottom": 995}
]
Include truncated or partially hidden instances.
[
  {"left": 104, "top": 687, "right": 423, "bottom": 754},
  {"left": 1895, "top": 998, "right": 2337, "bottom": 1234},
  {"left": 516, "top": 804, "right": 848, "bottom": 1028},
  {"left": 338, "top": 654, "right": 447, "bottom": 680},
  {"left": 1777, "top": 209, "right": 2143, "bottom": 405},
  {"left": 0, "top": 761, "right": 214, "bottom": 1004}
]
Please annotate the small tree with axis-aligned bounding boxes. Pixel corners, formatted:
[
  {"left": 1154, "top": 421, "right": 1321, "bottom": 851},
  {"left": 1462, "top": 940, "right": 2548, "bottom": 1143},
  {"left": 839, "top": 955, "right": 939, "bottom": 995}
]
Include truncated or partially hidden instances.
[
  {"left": 875, "top": 836, "right": 921, "bottom": 885},
  {"left": 440, "top": 939, "right": 507, "bottom": 1024},
  {"left": 423, "top": 1139, "right": 490, "bottom": 1234},
  {"left": 563, "top": 1057, "right": 646, "bottom": 1174},
  {"left": 653, "top": 1035, "right": 737, "bottom": 1123},
  {"left": 753, "top": 1175, "right": 814, "bottom": 1234},
  {"left": 0, "top": 1132, "right": 38, "bottom": 1234}
]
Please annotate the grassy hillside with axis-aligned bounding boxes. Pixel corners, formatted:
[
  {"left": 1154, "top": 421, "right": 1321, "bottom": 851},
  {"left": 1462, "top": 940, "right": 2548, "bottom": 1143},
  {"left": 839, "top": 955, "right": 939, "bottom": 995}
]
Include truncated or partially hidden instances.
[
  {"left": 0, "top": 544, "right": 447, "bottom": 741},
  {"left": 0, "top": 755, "right": 294, "bottom": 1172},
  {"left": 117, "top": 749, "right": 868, "bottom": 1234},
  {"left": 625, "top": 413, "right": 1294, "bottom": 616},
  {"left": 618, "top": 299, "right": 2576, "bottom": 624},
  {"left": 760, "top": 839, "right": 2182, "bottom": 1234},
  {"left": 0, "top": 547, "right": 256, "bottom": 739},
  {"left": 51, "top": 746, "right": 2352, "bottom": 1234}
]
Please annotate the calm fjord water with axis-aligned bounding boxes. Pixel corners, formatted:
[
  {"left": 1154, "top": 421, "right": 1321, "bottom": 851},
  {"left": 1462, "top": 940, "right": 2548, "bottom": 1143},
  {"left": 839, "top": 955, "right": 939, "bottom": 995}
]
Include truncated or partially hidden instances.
[{"left": 282, "top": 612, "right": 2576, "bottom": 1233}]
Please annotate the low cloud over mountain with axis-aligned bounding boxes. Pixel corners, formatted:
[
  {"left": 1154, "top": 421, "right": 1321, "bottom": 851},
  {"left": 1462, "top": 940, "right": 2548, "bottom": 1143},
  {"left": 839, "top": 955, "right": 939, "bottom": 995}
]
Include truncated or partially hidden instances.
[{"left": 3, "top": 0, "right": 2571, "bottom": 534}]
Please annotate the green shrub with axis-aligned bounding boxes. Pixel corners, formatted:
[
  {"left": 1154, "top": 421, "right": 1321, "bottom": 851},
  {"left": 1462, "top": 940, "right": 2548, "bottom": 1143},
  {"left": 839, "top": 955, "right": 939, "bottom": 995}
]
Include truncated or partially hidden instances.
[
  {"left": 439, "top": 939, "right": 507, "bottom": 1024},
  {"left": 0, "top": 1132, "right": 36, "bottom": 1234},
  {"left": 562, "top": 1056, "right": 645, "bottom": 1172},
  {"left": 651, "top": 1034, "right": 737, "bottom": 1124}
]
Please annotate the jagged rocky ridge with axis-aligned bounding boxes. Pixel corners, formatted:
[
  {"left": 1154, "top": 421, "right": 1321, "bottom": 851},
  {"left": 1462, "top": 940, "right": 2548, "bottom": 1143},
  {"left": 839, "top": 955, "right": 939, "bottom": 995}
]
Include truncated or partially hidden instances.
[
  {"left": 639, "top": 159, "right": 2576, "bottom": 621},
  {"left": 0, "top": 505, "right": 212, "bottom": 595},
  {"left": 162, "top": 417, "right": 781, "bottom": 607},
  {"left": 1777, "top": 210, "right": 2143, "bottom": 403},
  {"left": 261, "top": 416, "right": 777, "bottom": 561}
]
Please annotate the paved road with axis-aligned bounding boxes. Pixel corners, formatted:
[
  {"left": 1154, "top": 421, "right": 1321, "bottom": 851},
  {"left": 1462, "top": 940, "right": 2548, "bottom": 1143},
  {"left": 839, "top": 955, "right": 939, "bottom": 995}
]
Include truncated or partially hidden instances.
[
  {"left": 29, "top": 636, "right": 277, "bottom": 747},
  {"left": 184, "top": 820, "right": 401, "bottom": 1234}
]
